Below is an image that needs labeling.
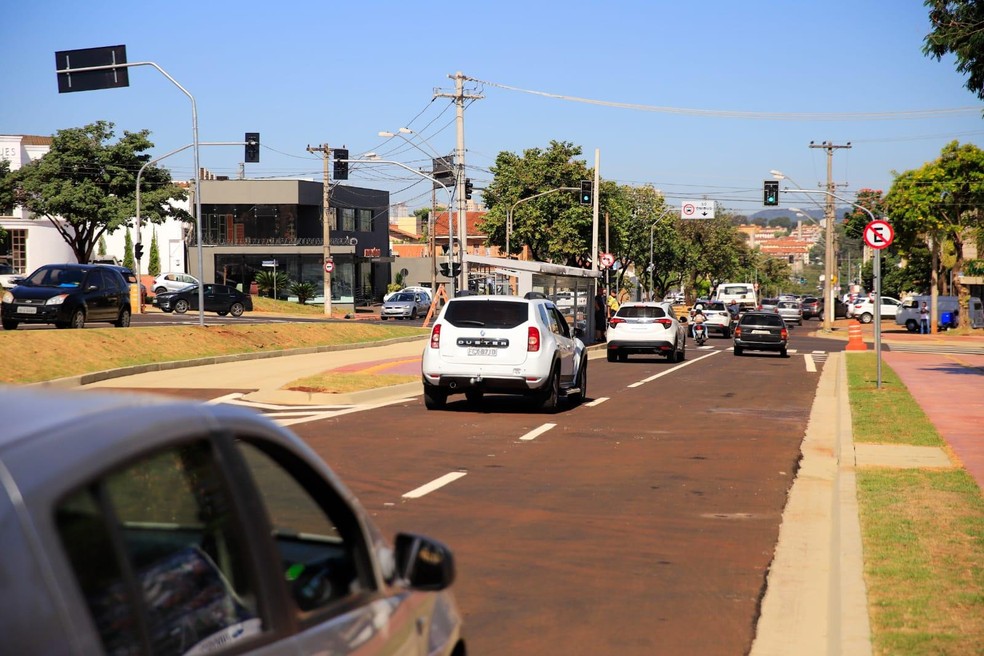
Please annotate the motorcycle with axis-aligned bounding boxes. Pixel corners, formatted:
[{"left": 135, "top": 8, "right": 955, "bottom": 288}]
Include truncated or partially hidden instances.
[{"left": 693, "top": 321, "right": 707, "bottom": 346}]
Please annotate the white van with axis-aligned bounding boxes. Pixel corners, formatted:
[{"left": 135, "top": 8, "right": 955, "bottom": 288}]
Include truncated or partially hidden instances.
[
  {"left": 714, "top": 283, "right": 757, "bottom": 310},
  {"left": 895, "top": 295, "right": 980, "bottom": 331}
]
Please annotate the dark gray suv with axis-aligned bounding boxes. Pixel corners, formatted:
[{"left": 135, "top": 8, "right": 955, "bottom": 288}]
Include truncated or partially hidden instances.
[
  {"left": 1, "top": 263, "right": 132, "bottom": 330},
  {"left": 733, "top": 311, "right": 789, "bottom": 357}
]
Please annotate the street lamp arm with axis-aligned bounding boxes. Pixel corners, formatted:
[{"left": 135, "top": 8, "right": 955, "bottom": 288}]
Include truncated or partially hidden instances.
[{"left": 506, "top": 187, "right": 581, "bottom": 258}]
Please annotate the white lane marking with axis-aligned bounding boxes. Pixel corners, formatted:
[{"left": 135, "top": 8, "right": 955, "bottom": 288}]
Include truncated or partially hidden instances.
[
  {"left": 276, "top": 397, "right": 418, "bottom": 426},
  {"left": 584, "top": 396, "right": 609, "bottom": 407},
  {"left": 520, "top": 423, "right": 556, "bottom": 441},
  {"left": 206, "top": 392, "right": 244, "bottom": 405},
  {"left": 402, "top": 471, "right": 467, "bottom": 499},
  {"left": 627, "top": 349, "right": 722, "bottom": 388},
  {"left": 804, "top": 354, "right": 817, "bottom": 373}
]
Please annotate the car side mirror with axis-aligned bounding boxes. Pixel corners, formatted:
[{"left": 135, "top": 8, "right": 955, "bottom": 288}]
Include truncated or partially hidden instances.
[{"left": 394, "top": 532, "right": 456, "bottom": 591}]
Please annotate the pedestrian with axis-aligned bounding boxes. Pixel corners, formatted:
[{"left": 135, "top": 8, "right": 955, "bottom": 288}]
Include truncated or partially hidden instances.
[
  {"left": 607, "top": 288, "right": 621, "bottom": 318},
  {"left": 594, "top": 287, "right": 608, "bottom": 342},
  {"left": 919, "top": 301, "right": 930, "bottom": 334}
]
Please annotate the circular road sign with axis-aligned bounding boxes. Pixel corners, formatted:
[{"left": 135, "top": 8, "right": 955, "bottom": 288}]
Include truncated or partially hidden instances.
[
  {"left": 324, "top": 259, "right": 335, "bottom": 273},
  {"left": 863, "top": 219, "right": 894, "bottom": 250},
  {"left": 599, "top": 252, "right": 615, "bottom": 268},
  {"left": 682, "top": 202, "right": 696, "bottom": 217}
]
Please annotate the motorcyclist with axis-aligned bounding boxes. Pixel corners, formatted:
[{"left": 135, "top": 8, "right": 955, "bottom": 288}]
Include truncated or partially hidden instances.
[{"left": 691, "top": 304, "right": 707, "bottom": 339}]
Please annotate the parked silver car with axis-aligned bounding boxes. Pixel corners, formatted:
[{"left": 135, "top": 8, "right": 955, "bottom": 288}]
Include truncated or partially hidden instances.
[
  {"left": 776, "top": 300, "right": 803, "bottom": 326},
  {"left": 0, "top": 386, "right": 465, "bottom": 655},
  {"left": 381, "top": 290, "right": 431, "bottom": 320}
]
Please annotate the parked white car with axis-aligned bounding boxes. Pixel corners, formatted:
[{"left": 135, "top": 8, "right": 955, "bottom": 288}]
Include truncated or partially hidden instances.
[
  {"left": 421, "top": 294, "right": 587, "bottom": 411},
  {"left": 380, "top": 290, "right": 430, "bottom": 320},
  {"left": 152, "top": 271, "right": 201, "bottom": 295},
  {"left": 383, "top": 285, "right": 432, "bottom": 302},
  {"left": 851, "top": 296, "right": 902, "bottom": 324}
]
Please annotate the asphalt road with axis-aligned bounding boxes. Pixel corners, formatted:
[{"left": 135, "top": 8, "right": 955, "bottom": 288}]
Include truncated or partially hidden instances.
[{"left": 114, "top": 330, "right": 837, "bottom": 655}]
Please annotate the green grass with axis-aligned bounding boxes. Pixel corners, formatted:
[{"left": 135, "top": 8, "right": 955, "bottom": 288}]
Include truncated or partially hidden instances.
[
  {"left": 847, "top": 355, "right": 984, "bottom": 654},
  {"left": 847, "top": 353, "right": 944, "bottom": 447}
]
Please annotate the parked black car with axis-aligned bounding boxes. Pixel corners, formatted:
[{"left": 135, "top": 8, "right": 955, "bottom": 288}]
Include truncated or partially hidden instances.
[
  {"left": 154, "top": 283, "right": 253, "bottom": 316},
  {"left": 1, "top": 263, "right": 132, "bottom": 330},
  {"left": 733, "top": 311, "right": 789, "bottom": 357}
]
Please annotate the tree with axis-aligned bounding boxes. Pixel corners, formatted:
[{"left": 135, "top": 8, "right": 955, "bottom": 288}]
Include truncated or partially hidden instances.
[
  {"left": 882, "top": 140, "right": 984, "bottom": 328},
  {"left": 148, "top": 229, "right": 161, "bottom": 277},
  {"left": 288, "top": 280, "right": 317, "bottom": 304},
  {"left": 480, "top": 140, "right": 597, "bottom": 266},
  {"left": 123, "top": 229, "right": 134, "bottom": 270},
  {"left": 923, "top": 0, "right": 984, "bottom": 102},
  {"left": 10, "top": 121, "right": 190, "bottom": 263}
]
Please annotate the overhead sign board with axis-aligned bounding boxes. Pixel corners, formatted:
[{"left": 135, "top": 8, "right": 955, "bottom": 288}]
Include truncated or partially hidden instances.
[
  {"left": 863, "top": 219, "right": 894, "bottom": 250},
  {"left": 55, "top": 45, "right": 129, "bottom": 93},
  {"left": 681, "top": 200, "right": 715, "bottom": 219},
  {"left": 262, "top": 260, "right": 278, "bottom": 267}
]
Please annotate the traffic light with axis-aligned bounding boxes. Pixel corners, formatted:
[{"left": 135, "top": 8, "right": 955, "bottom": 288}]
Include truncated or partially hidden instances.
[
  {"left": 464, "top": 178, "right": 473, "bottom": 200},
  {"left": 244, "top": 133, "right": 259, "bottom": 163},
  {"left": 439, "top": 262, "right": 450, "bottom": 277},
  {"left": 451, "top": 262, "right": 461, "bottom": 277},
  {"left": 333, "top": 148, "right": 349, "bottom": 180},
  {"left": 134, "top": 243, "right": 144, "bottom": 261},
  {"left": 580, "top": 180, "right": 592, "bottom": 206},
  {"left": 763, "top": 180, "right": 779, "bottom": 206}
]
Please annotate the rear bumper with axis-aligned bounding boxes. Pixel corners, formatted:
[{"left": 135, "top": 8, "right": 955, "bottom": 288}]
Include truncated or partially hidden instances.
[
  {"left": 422, "top": 373, "right": 545, "bottom": 395},
  {"left": 607, "top": 339, "right": 675, "bottom": 354},
  {"left": 733, "top": 338, "right": 786, "bottom": 351}
]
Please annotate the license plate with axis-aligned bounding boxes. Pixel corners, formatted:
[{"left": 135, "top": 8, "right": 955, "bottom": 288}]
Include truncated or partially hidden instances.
[
  {"left": 751, "top": 329, "right": 771, "bottom": 334},
  {"left": 467, "top": 348, "right": 498, "bottom": 357},
  {"left": 16, "top": 306, "right": 37, "bottom": 315}
]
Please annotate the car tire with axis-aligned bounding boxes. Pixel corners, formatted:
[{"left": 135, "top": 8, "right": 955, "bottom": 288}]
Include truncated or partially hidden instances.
[
  {"left": 780, "top": 347, "right": 788, "bottom": 357},
  {"left": 537, "top": 368, "right": 560, "bottom": 411},
  {"left": 423, "top": 386, "right": 447, "bottom": 410},
  {"left": 859, "top": 312, "right": 873, "bottom": 324},
  {"left": 410, "top": 308, "right": 418, "bottom": 320},
  {"left": 217, "top": 311, "right": 228, "bottom": 316},
  {"left": 607, "top": 350, "right": 617, "bottom": 363},
  {"left": 734, "top": 346, "right": 743, "bottom": 356},
  {"left": 70, "top": 309, "right": 86, "bottom": 329},
  {"left": 678, "top": 339, "right": 686, "bottom": 361},
  {"left": 381, "top": 316, "right": 388, "bottom": 320},
  {"left": 722, "top": 328, "right": 730, "bottom": 338},
  {"left": 1, "top": 318, "right": 18, "bottom": 330},
  {"left": 570, "top": 358, "right": 588, "bottom": 404},
  {"left": 114, "top": 308, "right": 131, "bottom": 328},
  {"left": 230, "top": 302, "right": 245, "bottom": 317},
  {"left": 905, "top": 319, "right": 919, "bottom": 333},
  {"left": 154, "top": 286, "right": 167, "bottom": 295},
  {"left": 465, "top": 389, "right": 484, "bottom": 404},
  {"left": 174, "top": 299, "right": 190, "bottom": 314}
]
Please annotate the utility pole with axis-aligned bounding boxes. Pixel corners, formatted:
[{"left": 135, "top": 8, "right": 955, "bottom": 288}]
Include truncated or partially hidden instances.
[
  {"left": 306, "top": 143, "right": 332, "bottom": 316},
  {"left": 435, "top": 72, "right": 482, "bottom": 293},
  {"left": 810, "top": 140, "right": 851, "bottom": 331}
]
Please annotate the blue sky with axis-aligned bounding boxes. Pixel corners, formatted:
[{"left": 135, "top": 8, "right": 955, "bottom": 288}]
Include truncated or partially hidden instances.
[{"left": 3, "top": 0, "right": 982, "bottom": 217}]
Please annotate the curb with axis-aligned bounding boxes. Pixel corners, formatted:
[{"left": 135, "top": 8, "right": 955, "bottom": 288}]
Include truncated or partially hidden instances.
[{"left": 32, "top": 335, "right": 428, "bottom": 389}]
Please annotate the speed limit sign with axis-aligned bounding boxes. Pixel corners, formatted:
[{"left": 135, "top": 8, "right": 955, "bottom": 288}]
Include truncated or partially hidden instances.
[{"left": 324, "top": 259, "right": 334, "bottom": 273}]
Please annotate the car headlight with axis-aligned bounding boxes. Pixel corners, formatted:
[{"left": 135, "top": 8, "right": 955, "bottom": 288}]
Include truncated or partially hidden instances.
[
  {"left": 45, "top": 294, "right": 69, "bottom": 306},
  {"left": 2, "top": 291, "right": 12, "bottom": 303}
]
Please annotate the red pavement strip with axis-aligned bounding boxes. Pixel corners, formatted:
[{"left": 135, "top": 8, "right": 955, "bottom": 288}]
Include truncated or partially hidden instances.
[
  {"left": 332, "top": 356, "right": 421, "bottom": 376},
  {"left": 880, "top": 350, "right": 984, "bottom": 491}
]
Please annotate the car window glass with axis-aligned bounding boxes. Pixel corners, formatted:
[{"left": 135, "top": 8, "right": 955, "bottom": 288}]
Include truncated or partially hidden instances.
[
  {"left": 444, "top": 300, "right": 527, "bottom": 328},
  {"left": 617, "top": 306, "right": 666, "bottom": 319},
  {"left": 85, "top": 270, "right": 104, "bottom": 290},
  {"left": 549, "top": 306, "right": 570, "bottom": 338},
  {"left": 235, "top": 439, "right": 371, "bottom": 616},
  {"left": 55, "top": 441, "right": 265, "bottom": 656}
]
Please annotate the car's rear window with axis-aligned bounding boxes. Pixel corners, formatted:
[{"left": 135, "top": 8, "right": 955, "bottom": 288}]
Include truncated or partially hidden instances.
[
  {"left": 741, "top": 313, "right": 784, "bottom": 327},
  {"left": 778, "top": 302, "right": 799, "bottom": 309},
  {"left": 616, "top": 306, "right": 667, "bottom": 319},
  {"left": 705, "top": 302, "right": 727, "bottom": 311},
  {"left": 443, "top": 300, "right": 529, "bottom": 328}
]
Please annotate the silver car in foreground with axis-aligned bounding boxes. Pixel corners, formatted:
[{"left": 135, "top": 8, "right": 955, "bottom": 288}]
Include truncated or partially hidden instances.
[
  {"left": 0, "top": 387, "right": 465, "bottom": 656},
  {"left": 381, "top": 290, "right": 431, "bottom": 320}
]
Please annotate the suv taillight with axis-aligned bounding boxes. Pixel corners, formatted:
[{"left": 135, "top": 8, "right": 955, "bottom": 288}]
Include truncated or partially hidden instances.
[
  {"left": 734, "top": 325, "right": 741, "bottom": 338},
  {"left": 429, "top": 324, "right": 441, "bottom": 349},
  {"left": 655, "top": 318, "right": 673, "bottom": 328},
  {"left": 528, "top": 326, "right": 541, "bottom": 352},
  {"left": 608, "top": 317, "right": 625, "bottom": 326},
  {"left": 780, "top": 327, "right": 788, "bottom": 340}
]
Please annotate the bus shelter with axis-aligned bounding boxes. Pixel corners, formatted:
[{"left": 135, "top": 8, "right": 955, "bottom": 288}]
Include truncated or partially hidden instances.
[{"left": 464, "top": 254, "right": 603, "bottom": 341}]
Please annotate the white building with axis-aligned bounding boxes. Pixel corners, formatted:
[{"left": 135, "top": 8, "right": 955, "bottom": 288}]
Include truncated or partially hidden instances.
[{"left": 1, "top": 134, "right": 188, "bottom": 277}]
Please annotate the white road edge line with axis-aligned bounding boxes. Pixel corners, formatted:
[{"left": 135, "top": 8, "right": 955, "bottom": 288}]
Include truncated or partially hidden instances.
[
  {"left": 627, "top": 349, "right": 722, "bottom": 388},
  {"left": 402, "top": 471, "right": 468, "bottom": 499},
  {"left": 206, "top": 392, "right": 244, "bottom": 405},
  {"left": 804, "top": 354, "right": 817, "bottom": 373},
  {"left": 584, "top": 397, "right": 609, "bottom": 407},
  {"left": 520, "top": 423, "right": 557, "bottom": 441}
]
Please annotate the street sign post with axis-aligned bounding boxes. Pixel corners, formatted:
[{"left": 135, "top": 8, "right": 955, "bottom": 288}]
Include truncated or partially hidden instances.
[
  {"left": 324, "top": 259, "right": 334, "bottom": 273},
  {"left": 863, "top": 218, "right": 894, "bottom": 389},
  {"left": 681, "top": 200, "right": 715, "bottom": 219}
]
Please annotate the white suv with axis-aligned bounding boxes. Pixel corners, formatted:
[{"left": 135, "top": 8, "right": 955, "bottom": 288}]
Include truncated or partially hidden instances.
[
  {"left": 421, "top": 295, "right": 587, "bottom": 411},
  {"left": 153, "top": 272, "right": 200, "bottom": 295},
  {"left": 851, "top": 296, "right": 902, "bottom": 324}
]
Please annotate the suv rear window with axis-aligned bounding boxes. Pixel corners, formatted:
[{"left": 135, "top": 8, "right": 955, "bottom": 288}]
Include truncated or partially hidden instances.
[
  {"left": 443, "top": 300, "right": 528, "bottom": 328},
  {"left": 616, "top": 306, "right": 667, "bottom": 319}
]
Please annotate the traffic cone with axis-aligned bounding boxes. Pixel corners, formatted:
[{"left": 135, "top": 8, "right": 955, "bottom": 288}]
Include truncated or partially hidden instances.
[{"left": 845, "top": 323, "right": 867, "bottom": 351}]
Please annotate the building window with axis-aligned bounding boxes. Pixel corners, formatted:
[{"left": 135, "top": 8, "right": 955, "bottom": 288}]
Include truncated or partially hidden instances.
[
  {"left": 357, "top": 209, "right": 373, "bottom": 233},
  {"left": 340, "top": 208, "right": 355, "bottom": 232},
  {"left": 0, "top": 229, "right": 27, "bottom": 273}
]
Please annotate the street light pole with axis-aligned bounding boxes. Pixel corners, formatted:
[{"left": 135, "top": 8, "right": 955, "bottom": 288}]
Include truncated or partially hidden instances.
[{"left": 648, "top": 206, "right": 675, "bottom": 300}]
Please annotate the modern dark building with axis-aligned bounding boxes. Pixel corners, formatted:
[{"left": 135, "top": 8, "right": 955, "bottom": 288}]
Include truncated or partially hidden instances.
[{"left": 194, "top": 179, "right": 391, "bottom": 305}]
